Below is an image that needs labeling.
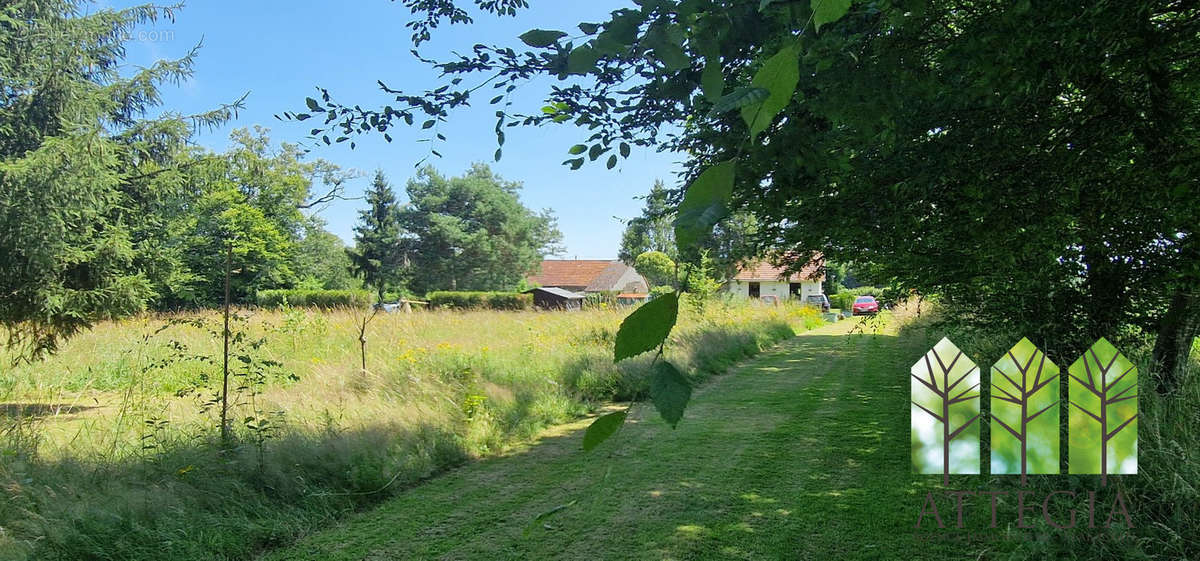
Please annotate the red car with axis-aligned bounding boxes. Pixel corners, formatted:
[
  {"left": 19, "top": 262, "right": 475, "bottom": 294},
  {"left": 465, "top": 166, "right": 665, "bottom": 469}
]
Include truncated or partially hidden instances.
[{"left": 851, "top": 296, "right": 880, "bottom": 315}]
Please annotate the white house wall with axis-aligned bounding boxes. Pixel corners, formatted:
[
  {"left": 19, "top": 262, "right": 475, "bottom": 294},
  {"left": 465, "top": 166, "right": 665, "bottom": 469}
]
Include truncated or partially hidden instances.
[{"left": 726, "top": 280, "right": 822, "bottom": 300}]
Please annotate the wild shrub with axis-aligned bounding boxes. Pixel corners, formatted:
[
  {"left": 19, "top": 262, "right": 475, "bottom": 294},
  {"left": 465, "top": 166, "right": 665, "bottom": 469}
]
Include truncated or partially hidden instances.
[{"left": 426, "top": 291, "right": 532, "bottom": 310}]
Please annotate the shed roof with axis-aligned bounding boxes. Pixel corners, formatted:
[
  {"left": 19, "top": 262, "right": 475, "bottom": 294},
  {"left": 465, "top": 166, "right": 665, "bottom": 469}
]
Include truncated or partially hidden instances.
[
  {"left": 526, "top": 260, "right": 616, "bottom": 288},
  {"left": 524, "top": 287, "right": 585, "bottom": 299}
]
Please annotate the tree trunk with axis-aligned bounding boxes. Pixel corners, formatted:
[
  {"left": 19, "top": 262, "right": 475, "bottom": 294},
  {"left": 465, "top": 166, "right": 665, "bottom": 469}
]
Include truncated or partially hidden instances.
[
  {"left": 221, "top": 242, "right": 232, "bottom": 445},
  {"left": 1151, "top": 289, "right": 1199, "bottom": 394}
]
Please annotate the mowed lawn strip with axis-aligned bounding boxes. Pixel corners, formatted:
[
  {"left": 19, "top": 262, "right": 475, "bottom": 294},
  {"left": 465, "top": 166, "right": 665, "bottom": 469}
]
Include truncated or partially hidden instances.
[{"left": 264, "top": 320, "right": 964, "bottom": 561}]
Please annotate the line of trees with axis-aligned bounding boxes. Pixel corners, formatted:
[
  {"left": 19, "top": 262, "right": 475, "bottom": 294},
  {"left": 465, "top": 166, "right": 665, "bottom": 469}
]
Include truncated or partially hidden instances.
[
  {"left": 348, "top": 164, "right": 563, "bottom": 303},
  {"left": 294, "top": 0, "right": 1200, "bottom": 393},
  {"left": 0, "top": 2, "right": 561, "bottom": 358}
]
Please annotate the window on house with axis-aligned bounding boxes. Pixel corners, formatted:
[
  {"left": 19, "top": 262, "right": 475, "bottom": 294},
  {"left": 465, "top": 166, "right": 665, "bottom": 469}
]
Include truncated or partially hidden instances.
[{"left": 748, "top": 282, "right": 760, "bottom": 298}]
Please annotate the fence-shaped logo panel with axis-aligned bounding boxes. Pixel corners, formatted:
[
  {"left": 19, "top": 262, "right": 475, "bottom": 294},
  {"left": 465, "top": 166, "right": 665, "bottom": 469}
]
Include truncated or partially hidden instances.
[
  {"left": 991, "top": 338, "right": 1059, "bottom": 482},
  {"left": 912, "top": 337, "right": 1137, "bottom": 482},
  {"left": 1068, "top": 338, "right": 1138, "bottom": 483},
  {"left": 910, "top": 337, "right": 981, "bottom": 483}
]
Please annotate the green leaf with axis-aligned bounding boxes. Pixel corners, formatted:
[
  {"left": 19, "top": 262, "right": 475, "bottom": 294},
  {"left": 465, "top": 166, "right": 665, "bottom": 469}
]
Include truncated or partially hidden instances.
[
  {"left": 650, "top": 361, "right": 691, "bottom": 428},
  {"left": 523, "top": 500, "right": 578, "bottom": 537},
  {"left": 614, "top": 292, "right": 678, "bottom": 362},
  {"left": 653, "top": 42, "right": 691, "bottom": 71},
  {"left": 568, "top": 144, "right": 587, "bottom": 155},
  {"left": 305, "top": 97, "right": 321, "bottom": 111},
  {"left": 741, "top": 45, "right": 800, "bottom": 140},
  {"left": 422, "top": 119, "right": 436, "bottom": 129},
  {"left": 579, "top": 22, "right": 601, "bottom": 35},
  {"left": 601, "top": 11, "right": 641, "bottom": 47},
  {"left": 519, "top": 29, "right": 567, "bottom": 48},
  {"left": 674, "top": 161, "right": 735, "bottom": 250},
  {"left": 812, "top": 0, "right": 852, "bottom": 32},
  {"left": 708, "top": 87, "right": 769, "bottom": 116},
  {"left": 607, "top": 154, "right": 618, "bottom": 169},
  {"left": 583, "top": 410, "right": 627, "bottom": 451},
  {"left": 701, "top": 58, "right": 724, "bottom": 101},
  {"left": 567, "top": 46, "right": 601, "bottom": 75},
  {"left": 619, "top": 142, "right": 631, "bottom": 158}
]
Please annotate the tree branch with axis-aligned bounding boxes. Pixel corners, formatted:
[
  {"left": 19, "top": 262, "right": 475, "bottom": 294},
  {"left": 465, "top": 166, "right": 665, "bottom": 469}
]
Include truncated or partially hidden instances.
[
  {"left": 1068, "top": 372, "right": 1101, "bottom": 396},
  {"left": 948, "top": 413, "right": 981, "bottom": 441},
  {"left": 948, "top": 383, "right": 979, "bottom": 404},
  {"left": 1070, "top": 401, "right": 1102, "bottom": 423},
  {"left": 1104, "top": 364, "right": 1136, "bottom": 393},
  {"left": 911, "top": 400, "right": 943, "bottom": 423},
  {"left": 946, "top": 366, "right": 977, "bottom": 394},
  {"left": 911, "top": 372, "right": 941, "bottom": 396},
  {"left": 1025, "top": 400, "right": 1059, "bottom": 423},
  {"left": 1105, "top": 414, "right": 1138, "bottom": 441},
  {"left": 991, "top": 414, "right": 1023, "bottom": 440},
  {"left": 991, "top": 384, "right": 1022, "bottom": 404}
]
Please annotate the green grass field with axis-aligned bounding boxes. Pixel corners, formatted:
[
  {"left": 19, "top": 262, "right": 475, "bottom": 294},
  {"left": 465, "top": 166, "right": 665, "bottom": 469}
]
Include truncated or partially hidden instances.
[
  {"left": 3, "top": 304, "right": 1195, "bottom": 560},
  {"left": 265, "top": 316, "right": 969, "bottom": 560},
  {"left": 265, "top": 310, "right": 1200, "bottom": 561},
  {"left": 0, "top": 301, "right": 823, "bottom": 560}
]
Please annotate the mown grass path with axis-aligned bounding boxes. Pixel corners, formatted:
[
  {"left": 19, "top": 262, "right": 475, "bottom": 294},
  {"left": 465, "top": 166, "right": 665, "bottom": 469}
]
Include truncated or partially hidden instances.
[{"left": 265, "top": 320, "right": 965, "bottom": 560}]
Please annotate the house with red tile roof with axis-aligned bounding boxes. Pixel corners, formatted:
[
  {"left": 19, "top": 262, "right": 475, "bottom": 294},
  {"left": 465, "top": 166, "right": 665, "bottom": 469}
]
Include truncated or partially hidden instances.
[
  {"left": 727, "top": 257, "right": 824, "bottom": 301},
  {"left": 526, "top": 260, "right": 648, "bottom": 295}
]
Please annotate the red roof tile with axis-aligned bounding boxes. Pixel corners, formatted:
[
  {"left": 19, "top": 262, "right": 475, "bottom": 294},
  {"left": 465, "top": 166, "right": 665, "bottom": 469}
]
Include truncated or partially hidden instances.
[
  {"left": 733, "top": 257, "right": 824, "bottom": 282},
  {"left": 527, "top": 260, "right": 619, "bottom": 289}
]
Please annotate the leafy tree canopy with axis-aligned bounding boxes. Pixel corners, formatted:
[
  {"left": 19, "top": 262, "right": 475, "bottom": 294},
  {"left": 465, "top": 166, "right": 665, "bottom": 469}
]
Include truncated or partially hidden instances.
[
  {"left": 294, "top": 0, "right": 1200, "bottom": 390},
  {"left": 634, "top": 251, "right": 676, "bottom": 288},
  {"left": 0, "top": 1, "right": 242, "bottom": 355},
  {"left": 400, "top": 164, "right": 563, "bottom": 295}
]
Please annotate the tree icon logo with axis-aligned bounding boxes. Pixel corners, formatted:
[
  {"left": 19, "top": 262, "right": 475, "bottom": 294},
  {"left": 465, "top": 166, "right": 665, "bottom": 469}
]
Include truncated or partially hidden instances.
[
  {"left": 911, "top": 337, "right": 1137, "bottom": 484},
  {"left": 910, "top": 337, "right": 981, "bottom": 484},
  {"left": 1068, "top": 338, "right": 1138, "bottom": 484},
  {"left": 991, "top": 338, "right": 1060, "bottom": 484}
]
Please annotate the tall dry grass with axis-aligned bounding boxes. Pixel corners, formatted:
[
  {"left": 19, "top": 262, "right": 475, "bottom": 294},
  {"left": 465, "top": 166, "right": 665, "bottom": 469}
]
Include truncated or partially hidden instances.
[{"left": 0, "top": 300, "right": 823, "bottom": 560}]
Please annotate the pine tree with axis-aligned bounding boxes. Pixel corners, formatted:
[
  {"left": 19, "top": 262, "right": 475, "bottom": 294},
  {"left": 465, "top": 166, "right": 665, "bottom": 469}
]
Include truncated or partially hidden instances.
[
  {"left": 348, "top": 170, "right": 405, "bottom": 303},
  {"left": 0, "top": 1, "right": 241, "bottom": 357}
]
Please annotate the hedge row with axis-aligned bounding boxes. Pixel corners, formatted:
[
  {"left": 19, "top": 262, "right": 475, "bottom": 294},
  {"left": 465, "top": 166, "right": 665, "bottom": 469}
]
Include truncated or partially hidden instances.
[
  {"left": 256, "top": 289, "right": 372, "bottom": 309},
  {"left": 829, "top": 286, "right": 882, "bottom": 312},
  {"left": 426, "top": 291, "right": 532, "bottom": 310}
]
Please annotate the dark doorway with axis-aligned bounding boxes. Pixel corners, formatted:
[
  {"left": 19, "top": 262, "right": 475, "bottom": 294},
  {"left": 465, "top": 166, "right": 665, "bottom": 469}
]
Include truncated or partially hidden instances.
[
  {"left": 789, "top": 283, "right": 803, "bottom": 299},
  {"left": 748, "top": 282, "right": 760, "bottom": 298}
]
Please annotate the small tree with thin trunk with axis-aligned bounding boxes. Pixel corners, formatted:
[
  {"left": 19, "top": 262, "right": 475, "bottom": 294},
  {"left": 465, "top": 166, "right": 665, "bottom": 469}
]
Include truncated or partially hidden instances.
[{"left": 347, "top": 170, "right": 405, "bottom": 372}]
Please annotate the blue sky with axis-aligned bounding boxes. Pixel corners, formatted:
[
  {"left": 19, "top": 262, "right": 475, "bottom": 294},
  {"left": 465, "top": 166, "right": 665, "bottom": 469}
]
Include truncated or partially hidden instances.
[{"left": 102, "top": 0, "right": 682, "bottom": 259}]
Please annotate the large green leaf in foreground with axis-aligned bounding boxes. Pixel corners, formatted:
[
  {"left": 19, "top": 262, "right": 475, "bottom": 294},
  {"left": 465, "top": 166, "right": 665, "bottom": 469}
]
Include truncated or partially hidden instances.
[{"left": 613, "top": 292, "right": 678, "bottom": 363}]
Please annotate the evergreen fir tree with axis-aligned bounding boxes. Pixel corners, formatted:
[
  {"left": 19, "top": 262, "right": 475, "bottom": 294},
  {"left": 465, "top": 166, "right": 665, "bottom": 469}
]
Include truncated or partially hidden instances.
[{"left": 348, "top": 170, "right": 405, "bottom": 303}]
